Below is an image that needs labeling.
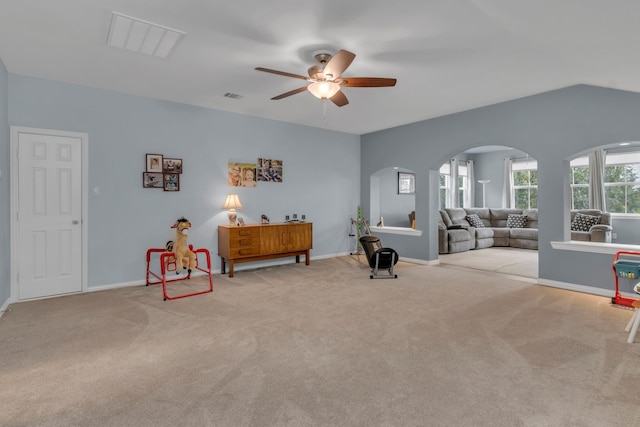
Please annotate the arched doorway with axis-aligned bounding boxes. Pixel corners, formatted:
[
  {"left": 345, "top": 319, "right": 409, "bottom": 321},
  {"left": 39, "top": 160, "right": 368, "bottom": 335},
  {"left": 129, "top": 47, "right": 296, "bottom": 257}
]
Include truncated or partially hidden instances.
[{"left": 437, "top": 145, "right": 539, "bottom": 279}]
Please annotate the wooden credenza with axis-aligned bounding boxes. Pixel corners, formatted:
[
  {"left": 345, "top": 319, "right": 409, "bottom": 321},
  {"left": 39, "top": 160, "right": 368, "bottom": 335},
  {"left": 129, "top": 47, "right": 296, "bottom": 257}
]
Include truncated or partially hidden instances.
[{"left": 218, "top": 222, "right": 312, "bottom": 277}]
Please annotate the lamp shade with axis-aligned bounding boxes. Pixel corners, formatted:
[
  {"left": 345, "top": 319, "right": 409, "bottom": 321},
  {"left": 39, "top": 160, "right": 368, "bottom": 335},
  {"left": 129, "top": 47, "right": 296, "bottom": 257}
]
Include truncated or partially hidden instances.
[
  {"left": 222, "top": 194, "right": 243, "bottom": 210},
  {"left": 307, "top": 81, "right": 340, "bottom": 100}
]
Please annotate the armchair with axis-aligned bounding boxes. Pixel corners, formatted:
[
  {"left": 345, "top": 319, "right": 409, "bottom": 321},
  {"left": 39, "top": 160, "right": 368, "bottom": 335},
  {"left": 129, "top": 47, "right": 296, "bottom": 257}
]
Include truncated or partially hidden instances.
[
  {"left": 438, "top": 210, "right": 475, "bottom": 254},
  {"left": 570, "top": 209, "right": 613, "bottom": 243}
]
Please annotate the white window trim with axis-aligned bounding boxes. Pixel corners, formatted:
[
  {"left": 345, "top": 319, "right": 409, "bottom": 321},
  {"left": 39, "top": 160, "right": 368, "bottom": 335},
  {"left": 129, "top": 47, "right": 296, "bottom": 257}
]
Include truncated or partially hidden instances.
[
  {"left": 512, "top": 166, "right": 538, "bottom": 210},
  {"left": 570, "top": 152, "right": 640, "bottom": 214},
  {"left": 551, "top": 240, "right": 640, "bottom": 254}
]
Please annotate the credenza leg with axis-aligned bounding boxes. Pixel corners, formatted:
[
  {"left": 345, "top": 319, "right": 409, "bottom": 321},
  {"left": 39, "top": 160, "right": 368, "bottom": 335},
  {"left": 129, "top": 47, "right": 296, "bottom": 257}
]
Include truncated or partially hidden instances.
[
  {"left": 220, "top": 257, "right": 226, "bottom": 274},
  {"left": 229, "top": 261, "right": 235, "bottom": 278},
  {"left": 305, "top": 250, "right": 310, "bottom": 265}
]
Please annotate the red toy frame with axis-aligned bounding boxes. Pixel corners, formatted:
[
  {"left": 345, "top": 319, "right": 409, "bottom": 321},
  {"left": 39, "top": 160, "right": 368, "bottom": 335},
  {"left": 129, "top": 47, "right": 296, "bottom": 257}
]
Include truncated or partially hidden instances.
[
  {"left": 612, "top": 250, "right": 640, "bottom": 308},
  {"left": 146, "top": 245, "right": 213, "bottom": 300}
]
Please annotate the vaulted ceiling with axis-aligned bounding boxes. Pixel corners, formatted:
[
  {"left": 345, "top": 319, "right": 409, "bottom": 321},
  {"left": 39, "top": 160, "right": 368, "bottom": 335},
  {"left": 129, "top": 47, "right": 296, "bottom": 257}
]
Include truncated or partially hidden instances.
[{"left": 2, "top": 1, "right": 640, "bottom": 135}]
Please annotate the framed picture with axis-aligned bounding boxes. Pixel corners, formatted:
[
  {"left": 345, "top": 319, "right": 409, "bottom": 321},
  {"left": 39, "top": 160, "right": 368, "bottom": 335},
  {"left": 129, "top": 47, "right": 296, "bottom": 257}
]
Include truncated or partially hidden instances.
[
  {"left": 146, "top": 154, "right": 163, "bottom": 173},
  {"left": 257, "top": 158, "right": 283, "bottom": 182},
  {"left": 163, "top": 173, "right": 180, "bottom": 192},
  {"left": 142, "top": 172, "right": 163, "bottom": 188},
  {"left": 163, "top": 158, "right": 182, "bottom": 174},
  {"left": 398, "top": 172, "right": 415, "bottom": 194},
  {"left": 228, "top": 162, "right": 257, "bottom": 187}
]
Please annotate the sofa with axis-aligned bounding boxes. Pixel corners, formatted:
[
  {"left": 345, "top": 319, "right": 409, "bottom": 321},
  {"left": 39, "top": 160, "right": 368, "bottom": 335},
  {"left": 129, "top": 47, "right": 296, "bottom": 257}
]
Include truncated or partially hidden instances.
[{"left": 438, "top": 208, "right": 612, "bottom": 254}]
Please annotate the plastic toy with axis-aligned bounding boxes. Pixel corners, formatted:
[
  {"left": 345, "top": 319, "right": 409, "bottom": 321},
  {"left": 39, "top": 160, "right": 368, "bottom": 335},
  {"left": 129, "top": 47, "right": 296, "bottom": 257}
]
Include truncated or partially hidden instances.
[{"left": 170, "top": 217, "right": 197, "bottom": 274}]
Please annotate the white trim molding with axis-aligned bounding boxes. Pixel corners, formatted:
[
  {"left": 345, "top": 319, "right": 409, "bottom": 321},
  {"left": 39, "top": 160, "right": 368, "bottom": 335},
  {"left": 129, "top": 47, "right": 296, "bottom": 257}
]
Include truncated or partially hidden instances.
[
  {"left": 10, "top": 126, "right": 89, "bottom": 301},
  {"left": 550, "top": 240, "right": 640, "bottom": 255},
  {"left": 369, "top": 226, "right": 423, "bottom": 236}
]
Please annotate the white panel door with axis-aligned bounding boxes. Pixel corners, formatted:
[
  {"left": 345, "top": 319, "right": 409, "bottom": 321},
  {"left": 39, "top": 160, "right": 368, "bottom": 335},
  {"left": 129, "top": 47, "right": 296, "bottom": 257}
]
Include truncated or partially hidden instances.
[{"left": 17, "top": 132, "right": 83, "bottom": 299}]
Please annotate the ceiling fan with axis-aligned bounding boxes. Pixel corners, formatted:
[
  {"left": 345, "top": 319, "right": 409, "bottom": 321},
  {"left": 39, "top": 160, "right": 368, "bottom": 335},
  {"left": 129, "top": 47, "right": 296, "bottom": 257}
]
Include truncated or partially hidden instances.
[{"left": 255, "top": 49, "right": 396, "bottom": 107}]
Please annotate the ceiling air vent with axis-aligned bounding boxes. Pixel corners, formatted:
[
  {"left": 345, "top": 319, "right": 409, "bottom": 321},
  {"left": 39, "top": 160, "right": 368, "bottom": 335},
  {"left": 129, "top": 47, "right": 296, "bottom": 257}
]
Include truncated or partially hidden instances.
[
  {"left": 224, "top": 93, "right": 242, "bottom": 100},
  {"left": 106, "top": 12, "right": 185, "bottom": 59}
]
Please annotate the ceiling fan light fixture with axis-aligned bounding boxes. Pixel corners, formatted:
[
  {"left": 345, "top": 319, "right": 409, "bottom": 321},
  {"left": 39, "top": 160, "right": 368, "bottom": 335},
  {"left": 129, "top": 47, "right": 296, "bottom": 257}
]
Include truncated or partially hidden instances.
[{"left": 307, "top": 81, "right": 340, "bottom": 100}]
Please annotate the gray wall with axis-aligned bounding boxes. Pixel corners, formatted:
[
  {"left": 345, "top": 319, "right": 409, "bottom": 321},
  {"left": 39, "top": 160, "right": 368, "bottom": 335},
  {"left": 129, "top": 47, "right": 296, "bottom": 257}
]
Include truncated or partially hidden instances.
[
  {"left": 378, "top": 169, "right": 415, "bottom": 227},
  {"left": 0, "top": 58, "right": 9, "bottom": 309},
  {"left": 361, "top": 85, "right": 640, "bottom": 291},
  {"left": 611, "top": 218, "right": 640, "bottom": 245},
  {"left": 472, "top": 148, "right": 529, "bottom": 208},
  {"left": 8, "top": 74, "right": 360, "bottom": 289}
]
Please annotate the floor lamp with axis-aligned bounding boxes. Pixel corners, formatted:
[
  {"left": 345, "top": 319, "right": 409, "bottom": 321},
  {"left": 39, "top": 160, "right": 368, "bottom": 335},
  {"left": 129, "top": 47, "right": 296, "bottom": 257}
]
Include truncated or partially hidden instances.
[{"left": 478, "top": 180, "right": 490, "bottom": 208}]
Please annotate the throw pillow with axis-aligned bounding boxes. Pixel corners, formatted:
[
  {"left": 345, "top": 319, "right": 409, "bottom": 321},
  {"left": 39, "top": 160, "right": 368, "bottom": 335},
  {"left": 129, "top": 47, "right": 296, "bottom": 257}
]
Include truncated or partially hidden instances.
[
  {"left": 571, "top": 212, "right": 600, "bottom": 232},
  {"left": 506, "top": 214, "right": 528, "bottom": 228},
  {"left": 465, "top": 214, "right": 485, "bottom": 228}
]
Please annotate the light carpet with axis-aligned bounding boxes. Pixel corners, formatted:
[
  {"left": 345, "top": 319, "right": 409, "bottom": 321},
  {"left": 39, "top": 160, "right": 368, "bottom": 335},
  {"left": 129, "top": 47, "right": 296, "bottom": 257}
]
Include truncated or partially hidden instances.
[
  {"left": 438, "top": 247, "right": 538, "bottom": 279},
  {"left": 1, "top": 256, "right": 638, "bottom": 427}
]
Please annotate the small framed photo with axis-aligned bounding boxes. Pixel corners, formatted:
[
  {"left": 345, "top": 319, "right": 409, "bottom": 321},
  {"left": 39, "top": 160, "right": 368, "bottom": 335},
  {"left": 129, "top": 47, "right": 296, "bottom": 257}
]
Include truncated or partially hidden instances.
[
  {"left": 398, "top": 172, "right": 415, "bottom": 195},
  {"left": 163, "top": 158, "right": 182, "bottom": 174},
  {"left": 146, "top": 154, "right": 163, "bottom": 173},
  {"left": 237, "top": 217, "right": 246, "bottom": 226},
  {"left": 143, "top": 172, "right": 163, "bottom": 188},
  {"left": 163, "top": 173, "right": 180, "bottom": 192}
]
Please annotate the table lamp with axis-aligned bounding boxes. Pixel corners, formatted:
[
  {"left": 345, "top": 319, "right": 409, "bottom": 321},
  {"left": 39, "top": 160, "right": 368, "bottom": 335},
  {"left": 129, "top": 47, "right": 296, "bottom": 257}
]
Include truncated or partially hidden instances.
[{"left": 222, "top": 194, "right": 243, "bottom": 225}]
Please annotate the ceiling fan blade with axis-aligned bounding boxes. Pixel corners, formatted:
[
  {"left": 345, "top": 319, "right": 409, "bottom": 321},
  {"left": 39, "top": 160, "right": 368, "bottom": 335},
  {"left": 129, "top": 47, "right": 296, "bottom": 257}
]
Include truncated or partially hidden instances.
[
  {"left": 330, "top": 90, "right": 349, "bottom": 107},
  {"left": 323, "top": 50, "right": 356, "bottom": 79},
  {"left": 339, "top": 77, "right": 397, "bottom": 87},
  {"left": 255, "top": 67, "right": 309, "bottom": 81},
  {"left": 271, "top": 86, "right": 309, "bottom": 100}
]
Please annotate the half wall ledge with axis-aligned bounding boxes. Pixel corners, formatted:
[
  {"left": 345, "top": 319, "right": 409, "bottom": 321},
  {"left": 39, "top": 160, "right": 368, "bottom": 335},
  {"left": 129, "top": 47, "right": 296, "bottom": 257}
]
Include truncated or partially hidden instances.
[
  {"left": 551, "top": 240, "right": 640, "bottom": 255},
  {"left": 369, "top": 226, "right": 423, "bottom": 237}
]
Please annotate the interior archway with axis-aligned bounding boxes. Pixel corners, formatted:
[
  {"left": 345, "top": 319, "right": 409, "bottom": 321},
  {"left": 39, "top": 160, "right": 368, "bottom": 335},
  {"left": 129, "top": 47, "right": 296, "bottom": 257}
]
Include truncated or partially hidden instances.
[
  {"left": 566, "top": 140, "right": 640, "bottom": 245},
  {"left": 437, "top": 145, "right": 539, "bottom": 279},
  {"left": 369, "top": 166, "right": 415, "bottom": 228}
]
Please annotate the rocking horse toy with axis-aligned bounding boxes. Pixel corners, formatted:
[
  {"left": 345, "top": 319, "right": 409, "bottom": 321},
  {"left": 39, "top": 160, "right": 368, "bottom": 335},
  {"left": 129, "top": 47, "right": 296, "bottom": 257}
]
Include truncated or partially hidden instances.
[
  {"left": 146, "top": 216, "right": 214, "bottom": 300},
  {"left": 168, "top": 217, "right": 197, "bottom": 275}
]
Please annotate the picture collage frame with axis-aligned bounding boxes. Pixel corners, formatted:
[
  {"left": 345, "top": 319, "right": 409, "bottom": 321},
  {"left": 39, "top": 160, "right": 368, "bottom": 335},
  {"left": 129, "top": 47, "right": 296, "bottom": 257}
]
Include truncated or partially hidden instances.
[
  {"left": 228, "top": 158, "right": 283, "bottom": 187},
  {"left": 144, "top": 153, "right": 182, "bottom": 191}
]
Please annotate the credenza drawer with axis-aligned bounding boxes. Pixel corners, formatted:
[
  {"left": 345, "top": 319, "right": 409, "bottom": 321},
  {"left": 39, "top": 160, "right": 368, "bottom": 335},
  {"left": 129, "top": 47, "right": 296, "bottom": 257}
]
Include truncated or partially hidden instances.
[
  {"left": 230, "top": 236, "right": 259, "bottom": 247},
  {"left": 229, "top": 246, "right": 260, "bottom": 258},
  {"left": 228, "top": 227, "right": 259, "bottom": 238}
]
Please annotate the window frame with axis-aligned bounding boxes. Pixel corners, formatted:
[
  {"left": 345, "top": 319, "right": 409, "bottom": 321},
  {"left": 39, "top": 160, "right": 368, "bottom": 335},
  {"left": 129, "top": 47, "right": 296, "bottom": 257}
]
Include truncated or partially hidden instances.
[
  {"left": 570, "top": 151, "right": 640, "bottom": 215},
  {"left": 512, "top": 160, "right": 538, "bottom": 210},
  {"left": 440, "top": 162, "right": 469, "bottom": 208}
]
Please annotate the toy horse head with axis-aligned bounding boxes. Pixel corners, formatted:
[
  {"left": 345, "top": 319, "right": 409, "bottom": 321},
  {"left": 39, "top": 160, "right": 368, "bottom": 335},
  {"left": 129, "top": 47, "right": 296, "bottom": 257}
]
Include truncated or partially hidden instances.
[{"left": 171, "top": 217, "right": 192, "bottom": 235}]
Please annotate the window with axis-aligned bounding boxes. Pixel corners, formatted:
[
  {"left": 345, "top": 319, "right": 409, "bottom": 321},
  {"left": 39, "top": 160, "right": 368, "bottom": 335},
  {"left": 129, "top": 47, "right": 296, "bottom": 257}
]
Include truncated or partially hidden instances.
[
  {"left": 440, "top": 162, "right": 469, "bottom": 208},
  {"left": 570, "top": 152, "right": 640, "bottom": 214},
  {"left": 570, "top": 157, "right": 589, "bottom": 210},
  {"left": 512, "top": 160, "right": 537, "bottom": 209},
  {"left": 604, "top": 152, "right": 640, "bottom": 214},
  {"left": 439, "top": 173, "right": 447, "bottom": 210}
]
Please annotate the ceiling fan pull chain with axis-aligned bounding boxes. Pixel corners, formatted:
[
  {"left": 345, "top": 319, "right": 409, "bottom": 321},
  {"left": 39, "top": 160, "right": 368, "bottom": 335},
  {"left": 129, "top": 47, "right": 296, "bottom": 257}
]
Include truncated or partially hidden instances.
[{"left": 323, "top": 100, "right": 328, "bottom": 126}]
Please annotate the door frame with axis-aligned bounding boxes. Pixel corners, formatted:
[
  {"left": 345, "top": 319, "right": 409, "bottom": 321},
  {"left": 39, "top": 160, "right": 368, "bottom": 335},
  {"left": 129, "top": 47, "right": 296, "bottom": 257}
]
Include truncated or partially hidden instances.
[{"left": 10, "top": 126, "right": 89, "bottom": 301}]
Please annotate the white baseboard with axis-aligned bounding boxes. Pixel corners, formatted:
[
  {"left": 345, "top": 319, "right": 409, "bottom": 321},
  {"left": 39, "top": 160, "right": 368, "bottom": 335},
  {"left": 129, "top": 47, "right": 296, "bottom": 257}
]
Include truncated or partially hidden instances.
[
  {"left": 11, "top": 253, "right": 625, "bottom": 303},
  {"left": 88, "top": 269, "right": 214, "bottom": 293},
  {"left": 537, "top": 278, "right": 616, "bottom": 298},
  {"left": 86, "top": 253, "right": 346, "bottom": 293},
  {"left": 0, "top": 296, "right": 13, "bottom": 319}
]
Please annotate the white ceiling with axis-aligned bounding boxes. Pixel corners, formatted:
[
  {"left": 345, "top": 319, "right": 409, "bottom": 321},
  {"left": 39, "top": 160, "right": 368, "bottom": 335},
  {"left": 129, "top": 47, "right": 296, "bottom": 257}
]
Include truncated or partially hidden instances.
[{"left": 2, "top": 0, "right": 640, "bottom": 135}]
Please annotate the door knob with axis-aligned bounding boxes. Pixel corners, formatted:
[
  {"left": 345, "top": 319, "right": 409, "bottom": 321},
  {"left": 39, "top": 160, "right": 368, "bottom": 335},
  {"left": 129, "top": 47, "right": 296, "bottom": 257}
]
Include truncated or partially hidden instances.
[{"left": 72, "top": 220, "right": 80, "bottom": 225}]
